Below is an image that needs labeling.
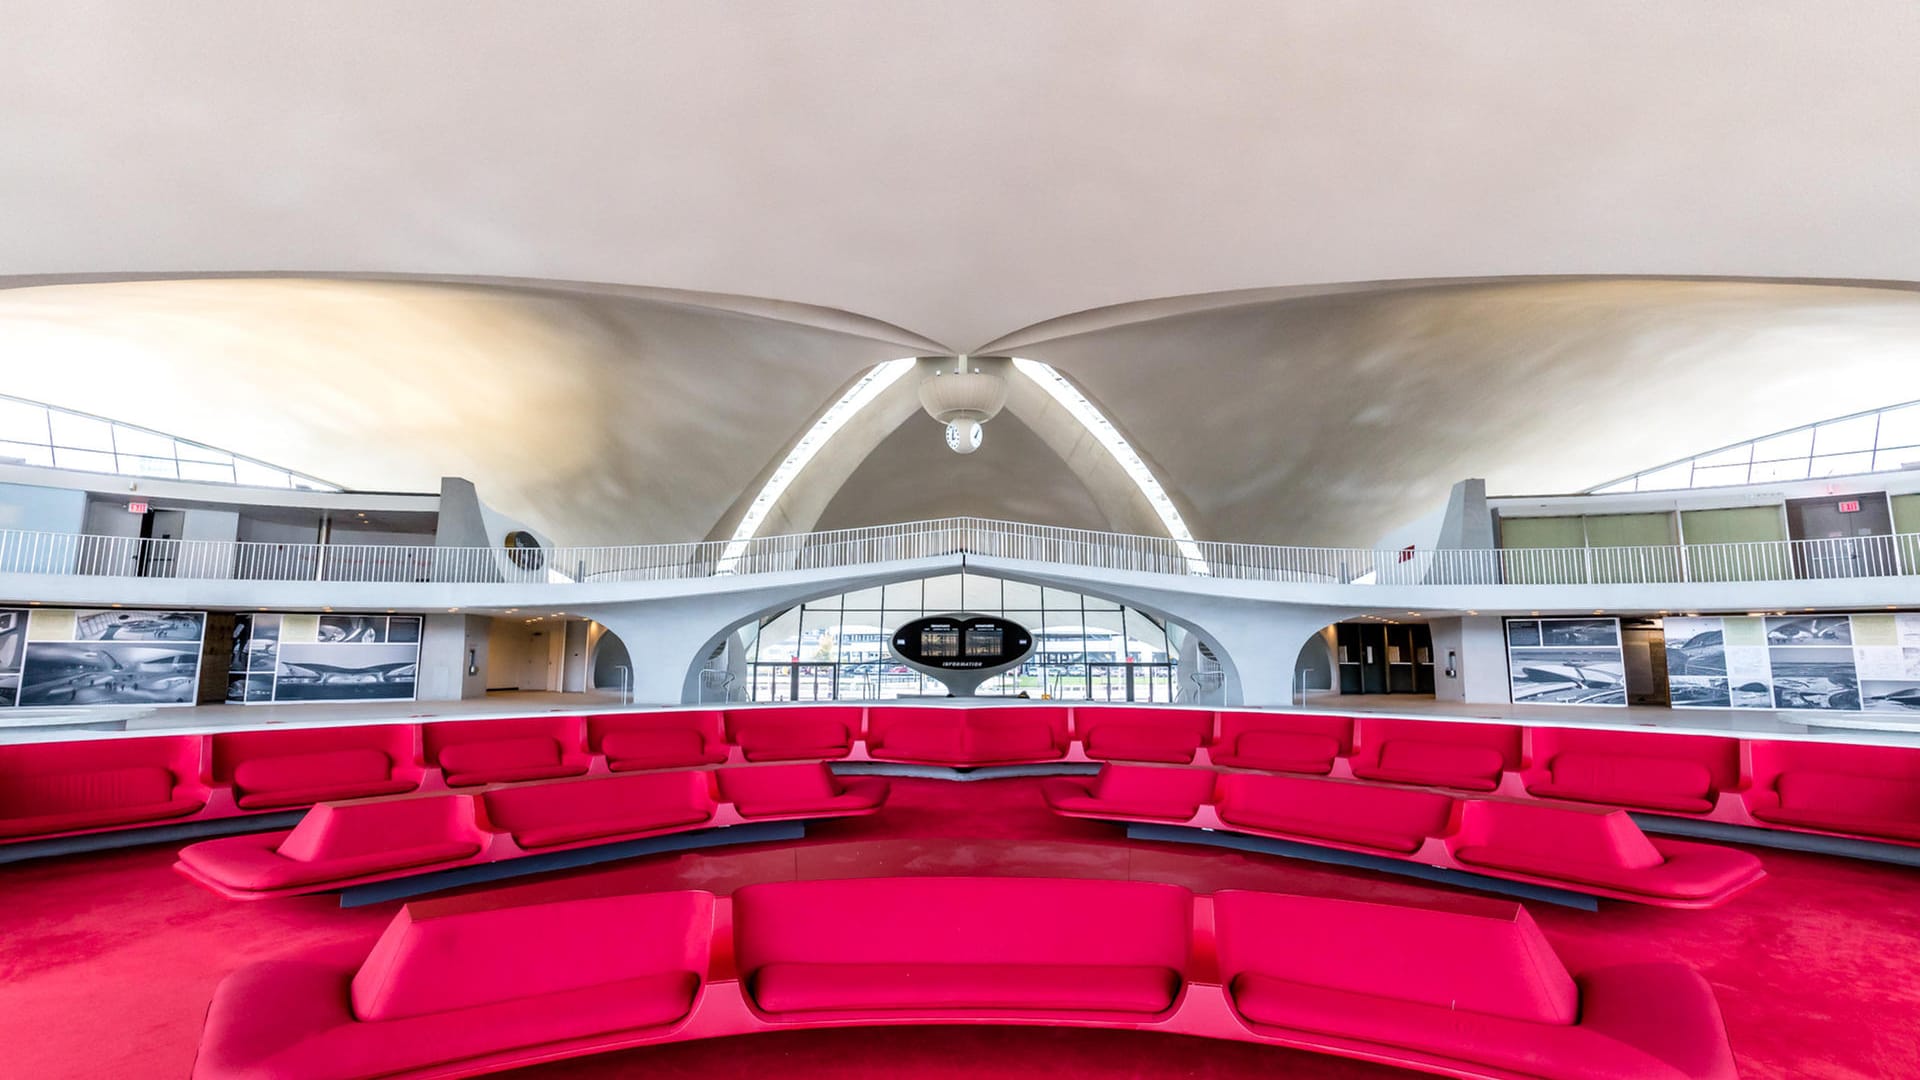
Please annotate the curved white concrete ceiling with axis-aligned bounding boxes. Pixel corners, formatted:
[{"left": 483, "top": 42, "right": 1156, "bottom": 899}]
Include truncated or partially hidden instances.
[
  {"left": 0, "top": 279, "right": 913, "bottom": 546},
  {"left": 1015, "top": 280, "right": 1920, "bottom": 546},
  {"left": 5, "top": 2, "right": 1919, "bottom": 350}
]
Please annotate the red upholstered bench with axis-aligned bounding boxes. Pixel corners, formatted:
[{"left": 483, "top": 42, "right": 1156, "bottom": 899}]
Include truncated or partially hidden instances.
[
  {"left": 1449, "top": 799, "right": 1764, "bottom": 905},
  {"left": 588, "top": 710, "right": 729, "bottom": 772},
  {"left": 733, "top": 877, "right": 1190, "bottom": 1019},
  {"left": 867, "top": 707, "right": 1070, "bottom": 766},
  {"left": 1210, "top": 711, "right": 1352, "bottom": 775},
  {"left": 0, "top": 736, "right": 208, "bottom": 841},
  {"left": 213, "top": 726, "right": 422, "bottom": 811},
  {"left": 715, "top": 763, "right": 887, "bottom": 820},
  {"left": 1042, "top": 764, "right": 1218, "bottom": 822},
  {"left": 1746, "top": 741, "right": 1920, "bottom": 844},
  {"left": 1524, "top": 729, "right": 1739, "bottom": 816},
  {"left": 724, "top": 706, "right": 860, "bottom": 762},
  {"left": 1350, "top": 719, "right": 1521, "bottom": 792},
  {"left": 425, "top": 717, "right": 590, "bottom": 788},
  {"left": 1074, "top": 706, "right": 1212, "bottom": 764},
  {"left": 176, "top": 796, "right": 488, "bottom": 896},
  {"left": 193, "top": 891, "right": 715, "bottom": 1080},
  {"left": 1214, "top": 890, "right": 1738, "bottom": 1080},
  {"left": 481, "top": 772, "right": 718, "bottom": 850},
  {"left": 1214, "top": 772, "right": 1455, "bottom": 854}
]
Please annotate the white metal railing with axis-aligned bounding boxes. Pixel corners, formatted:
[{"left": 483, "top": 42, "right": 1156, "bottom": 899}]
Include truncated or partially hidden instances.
[{"left": 0, "top": 519, "right": 1914, "bottom": 589}]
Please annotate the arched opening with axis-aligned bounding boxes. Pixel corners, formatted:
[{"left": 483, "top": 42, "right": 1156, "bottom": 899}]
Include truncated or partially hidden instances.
[
  {"left": 589, "top": 626, "right": 632, "bottom": 695},
  {"left": 730, "top": 570, "right": 1179, "bottom": 702}
]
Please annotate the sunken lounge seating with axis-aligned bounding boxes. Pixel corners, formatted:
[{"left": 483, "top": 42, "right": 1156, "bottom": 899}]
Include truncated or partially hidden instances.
[
  {"left": 1073, "top": 705, "right": 1213, "bottom": 764},
  {"left": 1215, "top": 771, "right": 1455, "bottom": 854},
  {"left": 424, "top": 717, "right": 591, "bottom": 787},
  {"left": 1448, "top": 799, "right": 1765, "bottom": 903},
  {"left": 724, "top": 706, "right": 860, "bottom": 762},
  {"left": 1212, "top": 890, "right": 1738, "bottom": 1080},
  {"left": 194, "top": 877, "right": 1738, "bottom": 1080},
  {"left": 193, "top": 890, "right": 716, "bottom": 1080},
  {"left": 0, "top": 735, "right": 209, "bottom": 841},
  {"left": 1744, "top": 739, "right": 1920, "bottom": 843},
  {"left": 1209, "top": 711, "right": 1352, "bottom": 774},
  {"left": 175, "top": 795, "right": 490, "bottom": 895},
  {"left": 213, "top": 726, "right": 422, "bottom": 810},
  {"left": 177, "top": 766, "right": 888, "bottom": 899},
  {"left": 1524, "top": 728, "right": 1739, "bottom": 815},
  {"left": 1042, "top": 764, "right": 1220, "bottom": 822},
  {"left": 481, "top": 772, "right": 718, "bottom": 850},
  {"left": 587, "top": 710, "right": 729, "bottom": 772},
  {"left": 1348, "top": 718, "right": 1522, "bottom": 791},
  {"left": 714, "top": 763, "right": 889, "bottom": 820},
  {"left": 865, "top": 706, "right": 1069, "bottom": 765},
  {"left": 1060, "top": 766, "right": 1765, "bottom": 907}
]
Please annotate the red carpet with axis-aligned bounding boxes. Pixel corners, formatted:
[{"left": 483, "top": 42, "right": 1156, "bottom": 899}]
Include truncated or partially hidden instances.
[{"left": 1, "top": 776, "right": 1916, "bottom": 1079}]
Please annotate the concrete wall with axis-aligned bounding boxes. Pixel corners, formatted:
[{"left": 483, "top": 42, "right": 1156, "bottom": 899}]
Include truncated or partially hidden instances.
[
  {"left": 1429, "top": 615, "right": 1511, "bottom": 705},
  {"left": 417, "top": 613, "right": 493, "bottom": 701}
]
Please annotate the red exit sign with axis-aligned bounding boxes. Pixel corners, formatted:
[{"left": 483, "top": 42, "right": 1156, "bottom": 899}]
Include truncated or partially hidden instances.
[
  {"left": 127, "top": 501, "right": 148, "bottom": 514},
  {"left": 1838, "top": 500, "right": 1861, "bottom": 513}
]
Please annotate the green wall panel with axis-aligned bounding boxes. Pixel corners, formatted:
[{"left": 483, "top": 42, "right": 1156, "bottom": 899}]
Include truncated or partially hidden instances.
[{"left": 1681, "top": 506, "right": 1789, "bottom": 581}]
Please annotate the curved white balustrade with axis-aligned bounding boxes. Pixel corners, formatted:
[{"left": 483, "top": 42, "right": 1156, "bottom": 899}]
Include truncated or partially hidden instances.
[{"left": 0, "top": 518, "right": 1916, "bottom": 590}]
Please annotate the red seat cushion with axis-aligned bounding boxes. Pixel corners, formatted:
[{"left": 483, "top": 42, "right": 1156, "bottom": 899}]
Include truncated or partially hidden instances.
[
  {"left": 179, "top": 834, "right": 482, "bottom": 891},
  {"left": 966, "top": 713, "right": 1063, "bottom": 761},
  {"left": 1353, "top": 740, "right": 1505, "bottom": 790},
  {"left": 600, "top": 728, "right": 715, "bottom": 770},
  {"left": 1529, "top": 753, "right": 1715, "bottom": 814},
  {"left": 233, "top": 748, "right": 395, "bottom": 795},
  {"left": 0, "top": 794, "right": 204, "bottom": 839},
  {"left": 483, "top": 774, "right": 716, "bottom": 850},
  {"left": 736, "top": 720, "right": 851, "bottom": 761},
  {"left": 1045, "top": 765, "right": 1215, "bottom": 821},
  {"left": 717, "top": 765, "right": 887, "bottom": 818},
  {"left": 1220, "top": 730, "right": 1340, "bottom": 774},
  {"left": 1216, "top": 774, "right": 1453, "bottom": 853},
  {"left": 0, "top": 766, "right": 202, "bottom": 838},
  {"left": 750, "top": 962, "right": 1179, "bottom": 1015},
  {"left": 1751, "top": 770, "right": 1920, "bottom": 840},
  {"left": 1454, "top": 842, "right": 1760, "bottom": 901},
  {"left": 1084, "top": 723, "right": 1199, "bottom": 763},
  {"left": 875, "top": 722, "right": 968, "bottom": 763},
  {"left": 234, "top": 779, "right": 421, "bottom": 810}
]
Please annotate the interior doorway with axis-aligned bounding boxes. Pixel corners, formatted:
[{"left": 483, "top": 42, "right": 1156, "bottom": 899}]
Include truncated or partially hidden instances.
[
  {"left": 1786, "top": 492, "right": 1896, "bottom": 578},
  {"left": 1333, "top": 622, "right": 1436, "bottom": 696}
]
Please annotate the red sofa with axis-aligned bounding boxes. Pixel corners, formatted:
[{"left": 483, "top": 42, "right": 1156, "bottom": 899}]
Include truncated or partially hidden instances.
[
  {"left": 714, "top": 763, "right": 888, "bottom": 820},
  {"left": 1210, "top": 711, "right": 1352, "bottom": 774},
  {"left": 175, "top": 795, "right": 490, "bottom": 895},
  {"left": 0, "top": 736, "right": 209, "bottom": 841},
  {"left": 212, "top": 726, "right": 422, "bottom": 810},
  {"left": 424, "top": 717, "right": 591, "bottom": 787},
  {"left": 1350, "top": 718, "right": 1522, "bottom": 792},
  {"left": 193, "top": 890, "right": 716, "bottom": 1080},
  {"left": 1744, "top": 740, "right": 1920, "bottom": 843},
  {"left": 1213, "top": 890, "right": 1738, "bottom": 1080},
  {"left": 1448, "top": 799, "right": 1763, "bottom": 903},
  {"left": 481, "top": 772, "right": 718, "bottom": 850},
  {"left": 1073, "top": 706, "right": 1213, "bottom": 764},
  {"left": 1214, "top": 771, "right": 1455, "bottom": 854},
  {"left": 866, "top": 706, "right": 1068, "bottom": 766},
  {"left": 587, "top": 710, "right": 729, "bottom": 772},
  {"left": 1525, "top": 728, "right": 1739, "bottom": 815},
  {"left": 1042, "top": 765, "right": 1219, "bottom": 822},
  {"left": 194, "top": 879, "right": 1738, "bottom": 1080},
  {"left": 734, "top": 876, "right": 1191, "bottom": 1019},
  {"left": 724, "top": 706, "right": 861, "bottom": 762}
]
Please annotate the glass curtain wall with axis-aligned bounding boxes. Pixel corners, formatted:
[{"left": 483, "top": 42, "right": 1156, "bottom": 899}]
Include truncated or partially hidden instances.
[{"left": 741, "top": 572, "right": 1177, "bottom": 702}]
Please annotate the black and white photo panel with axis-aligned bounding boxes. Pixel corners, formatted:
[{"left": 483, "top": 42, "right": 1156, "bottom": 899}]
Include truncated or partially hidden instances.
[
  {"left": 275, "top": 642, "right": 417, "bottom": 702},
  {"left": 19, "top": 641, "right": 202, "bottom": 706},
  {"left": 1765, "top": 616, "right": 1853, "bottom": 647},
  {"left": 0, "top": 608, "right": 27, "bottom": 674},
  {"left": 1766, "top": 646, "right": 1859, "bottom": 711},
  {"left": 1506, "top": 617, "right": 1627, "bottom": 707},
  {"left": 70, "top": 609, "right": 206, "bottom": 642},
  {"left": 318, "top": 615, "right": 386, "bottom": 644}
]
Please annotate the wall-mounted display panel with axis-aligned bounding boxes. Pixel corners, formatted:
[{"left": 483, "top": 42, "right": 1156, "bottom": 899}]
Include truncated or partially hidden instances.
[
  {"left": 1665, "top": 611, "right": 1920, "bottom": 714},
  {"left": 0, "top": 607, "right": 207, "bottom": 707},
  {"left": 228, "top": 613, "right": 421, "bottom": 704},
  {"left": 1504, "top": 617, "right": 1626, "bottom": 706}
]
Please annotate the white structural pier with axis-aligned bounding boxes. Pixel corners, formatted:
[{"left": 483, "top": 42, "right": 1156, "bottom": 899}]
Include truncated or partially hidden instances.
[{"left": 3, "top": 518, "right": 1919, "bottom": 706}]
